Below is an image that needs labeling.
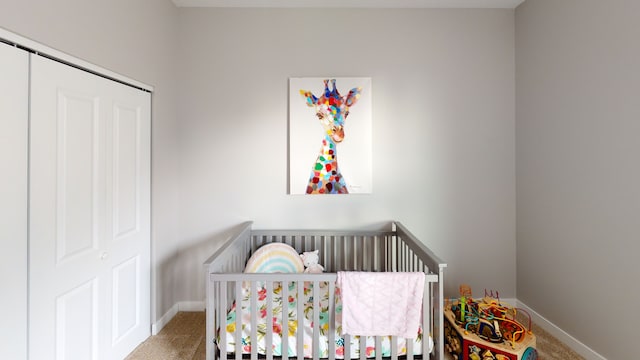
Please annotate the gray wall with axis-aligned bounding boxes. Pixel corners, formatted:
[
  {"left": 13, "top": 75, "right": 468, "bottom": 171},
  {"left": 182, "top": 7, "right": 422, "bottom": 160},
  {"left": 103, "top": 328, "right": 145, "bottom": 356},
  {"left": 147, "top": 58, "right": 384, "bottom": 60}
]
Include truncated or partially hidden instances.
[
  {"left": 175, "top": 8, "right": 516, "bottom": 303},
  {"left": 516, "top": 0, "right": 639, "bottom": 358},
  {"left": 0, "top": 2, "right": 517, "bottom": 328},
  {"left": 0, "top": 0, "right": 182, "bottom": 322}
]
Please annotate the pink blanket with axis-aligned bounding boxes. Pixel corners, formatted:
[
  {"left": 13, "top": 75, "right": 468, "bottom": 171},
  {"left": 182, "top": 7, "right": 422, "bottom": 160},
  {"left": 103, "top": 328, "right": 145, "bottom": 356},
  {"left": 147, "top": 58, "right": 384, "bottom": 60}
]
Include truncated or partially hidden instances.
[{"left": 337, "top": 272, "right": 425, "bottom": 339}]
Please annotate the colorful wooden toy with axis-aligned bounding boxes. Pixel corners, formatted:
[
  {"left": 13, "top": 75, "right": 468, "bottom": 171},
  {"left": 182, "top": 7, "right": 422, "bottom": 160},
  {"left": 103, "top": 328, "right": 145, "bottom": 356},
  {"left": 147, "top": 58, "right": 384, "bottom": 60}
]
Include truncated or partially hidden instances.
[{"left": 444, "top": 286, "right": 538, "bottom": 360}]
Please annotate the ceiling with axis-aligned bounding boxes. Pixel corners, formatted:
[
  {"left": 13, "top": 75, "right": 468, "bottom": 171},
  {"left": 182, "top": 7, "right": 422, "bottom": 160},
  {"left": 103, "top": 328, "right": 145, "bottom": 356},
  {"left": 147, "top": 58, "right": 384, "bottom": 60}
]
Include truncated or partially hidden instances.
[{"left": 172, "top": 0, "right": 525, "bottom": 8}]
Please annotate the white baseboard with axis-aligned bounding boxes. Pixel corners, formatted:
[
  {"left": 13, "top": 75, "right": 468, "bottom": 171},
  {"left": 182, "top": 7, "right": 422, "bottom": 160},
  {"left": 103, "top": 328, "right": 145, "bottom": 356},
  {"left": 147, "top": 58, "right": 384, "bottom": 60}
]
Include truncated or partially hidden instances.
[
  {"left": 152, "top": 301, "right": 205, "bottom": 335},
  {"left": 516, "top": 300, "right": 606, "bottom": 360},
  {"left": 152, "top": 303, "right": 178, "bottom": 335}
]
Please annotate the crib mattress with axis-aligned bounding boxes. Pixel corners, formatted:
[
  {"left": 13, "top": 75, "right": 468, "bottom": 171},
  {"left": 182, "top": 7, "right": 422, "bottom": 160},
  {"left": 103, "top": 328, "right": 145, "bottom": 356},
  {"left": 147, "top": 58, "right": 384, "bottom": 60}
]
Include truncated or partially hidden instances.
[{"left": 217, "top": 281, "right": 433, "bottom": 359}]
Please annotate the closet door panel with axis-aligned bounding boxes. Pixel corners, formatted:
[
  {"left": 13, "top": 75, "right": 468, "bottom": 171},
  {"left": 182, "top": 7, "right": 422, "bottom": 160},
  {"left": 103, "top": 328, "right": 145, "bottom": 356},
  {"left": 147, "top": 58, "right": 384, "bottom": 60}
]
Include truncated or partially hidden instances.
[
  {"left": 0, "top": 42, "right": 29, "bottom": 360},
  {"left": 107, "top": 86, "right": 151, "bottom": 360},
  {"left": 113, "top": 104, "right": 141, "bottom": 237},
  {"left": 29, "top": 54, "right": 150, "bottom": 360},
  {"left": 55, "top": 279, "right": 99, "bottom": 360},
  {"left": 29, "top": 56, "right": 105, "bottom": 360},
  {"left": 55, "top": 89, "right": 102, "bottom": 262}
]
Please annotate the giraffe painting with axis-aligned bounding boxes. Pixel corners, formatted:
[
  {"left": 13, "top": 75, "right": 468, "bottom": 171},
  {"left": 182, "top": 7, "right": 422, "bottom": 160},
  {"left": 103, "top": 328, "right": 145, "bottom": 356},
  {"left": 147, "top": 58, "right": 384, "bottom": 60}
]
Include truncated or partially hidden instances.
[
  {"left": 299, "top": 79, "right": 362, "bottom": 194},
  {"left": 289, "top": 77, "right": 372, "bottom": 195}
]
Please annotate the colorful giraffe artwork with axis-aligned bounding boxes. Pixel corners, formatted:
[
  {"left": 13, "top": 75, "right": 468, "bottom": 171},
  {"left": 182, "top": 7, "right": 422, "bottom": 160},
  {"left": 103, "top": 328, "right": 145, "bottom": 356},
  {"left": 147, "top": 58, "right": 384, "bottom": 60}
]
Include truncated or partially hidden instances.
[
  {"left": 299, "top": 79, "right": 362, "bottom": 194},
  {"left": 289, "top": 77, "right": 372, "bottom": 195}
]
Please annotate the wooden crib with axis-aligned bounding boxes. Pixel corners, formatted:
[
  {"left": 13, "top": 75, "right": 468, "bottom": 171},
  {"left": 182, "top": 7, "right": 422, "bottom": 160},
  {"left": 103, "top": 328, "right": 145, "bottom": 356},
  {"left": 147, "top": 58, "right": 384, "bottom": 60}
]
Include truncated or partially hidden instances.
[{"left": 203, "top": 221, "right": 447, "bottom": 360}]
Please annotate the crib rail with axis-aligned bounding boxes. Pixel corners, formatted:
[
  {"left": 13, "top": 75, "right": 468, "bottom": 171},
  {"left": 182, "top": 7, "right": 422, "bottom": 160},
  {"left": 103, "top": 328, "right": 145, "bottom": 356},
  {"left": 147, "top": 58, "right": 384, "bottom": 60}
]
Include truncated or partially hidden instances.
[
  {"left": 204, "top": 222, "right": 253, "bottom": 275},
  {"left": 204, "top": 222, "right": 447, "bottom": 360},
  {"left": 250, "top": 229, "right": 396, "bottom": 272}
]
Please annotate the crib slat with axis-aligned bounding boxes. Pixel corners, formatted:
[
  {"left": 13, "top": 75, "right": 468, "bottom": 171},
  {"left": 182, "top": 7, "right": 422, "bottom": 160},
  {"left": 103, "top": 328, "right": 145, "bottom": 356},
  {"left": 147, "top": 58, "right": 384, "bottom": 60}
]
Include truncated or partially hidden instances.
[
  {"left": 266, "top": 281, "right": 274, "bottom": 360},
  {"left": 359, "top": 335, "right": 366, "bottom": 360},
  {"left": 370, "top": 235, "right": 375, "bottom": 271},
  {"left": 403, "top": 243, "right": 409, "bottom": 272},
  {"left": 235, "top": 281, "right": 242, "bottom": 360},
  {"left": 410, "top": 252, "right": 414, "bottom": 271},
  {"left": 395, "top": 236, "right": 400, "bottom": 271},
  {"left": 251, "top": 281, "right": 257, "bottom": 360},
  {"left": 282, "top": 282, "right": 289, "bottom": 359},
  {"left": 344, "top": 334, "right": 351, "bottom": 360},
  {"left": 328, "top": 281, "right": 336, "bottom": 360},
  {"left": 373, "top": 236, "right": 378, "bottom": 271},
  {"left": 408, "top": 244, "right": 413, "bottom": 271},
  {"left": 367, "top": 236, "right": 372, "bottom": 271},
  {"left": 385, "top": 235, "right": 390, "bottom": 270},
  {"left": 423, "top": 279, "right": 430, "bottom": 357},
  {"left": 375, "top": 336, "right": 382, "bottom": 360},
  {"left": 334, "top": 235, "right": 340, "bottom": 270},
  {"left": 338, "top": 237, "right": 344, "bottom": 271},
  {"left": 313, "top": 280, "right": 320, "bottom": 360},
  {"left": 352, "top": 236, "right": 358, "bottom": 270},
  {"left": 320, "top": 236, "right": 326, "bottom": 268},
  {"left": 358, "top": 236, "right": 364, "bottom": 271},
  {"left": 384, "top": 236, "right": 388, "bottom": 271},
  {"left": 394, "top": 237, "right": 399, "bottom": 272},
  {"left": 220, "top": 282, "right": 228, "bottom": 360},
  {"left": 340, "top": 237, "right": 347, "bottom": 271},
  {"left": 390, "top": 336, "right": 397, "bottom": 360},
  {"left": 405, "top": 243, "right": 410, "bottom": 271},
  {"left": 398, "top": 241, "right": 402, "bottom": 271},
  {"left": 297, "top": 280, "right": 304, "bottom": 360},
  {"left": 348, "top": 236, "right": 353, "bottom": 270}
]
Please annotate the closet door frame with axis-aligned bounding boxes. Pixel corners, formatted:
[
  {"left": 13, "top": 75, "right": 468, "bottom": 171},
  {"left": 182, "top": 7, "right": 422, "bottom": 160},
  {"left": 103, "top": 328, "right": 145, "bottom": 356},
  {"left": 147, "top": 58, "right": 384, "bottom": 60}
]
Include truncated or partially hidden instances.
[
  {"left": 0, "top": 41, "right": 30, "bottom": 360},
  {"left": 0, "top": 28, "right": 154, "bottom": 360}
]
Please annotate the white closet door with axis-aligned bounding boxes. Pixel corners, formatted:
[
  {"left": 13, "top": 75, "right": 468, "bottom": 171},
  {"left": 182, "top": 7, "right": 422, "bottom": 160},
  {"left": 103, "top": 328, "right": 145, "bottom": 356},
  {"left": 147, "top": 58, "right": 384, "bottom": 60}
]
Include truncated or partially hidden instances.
[
  {"left": 0, "top": 43, "right": 29, "bottom": 360},
  {"left": 29, "top": 55, "right": 151, "bottom": 360}
]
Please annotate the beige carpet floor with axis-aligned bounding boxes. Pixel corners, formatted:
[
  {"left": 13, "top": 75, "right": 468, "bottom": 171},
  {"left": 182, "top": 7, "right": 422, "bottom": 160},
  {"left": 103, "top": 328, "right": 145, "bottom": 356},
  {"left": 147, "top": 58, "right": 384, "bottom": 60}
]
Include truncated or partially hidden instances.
[
  {"left": 126, "top": 312, "right": 584, "bottom": 360},
  {"left": 125, "top": 312, "right": 205, "bottom": 360},
  {"left": 524, "top": 320, "right": 585, "bottom": 360}
]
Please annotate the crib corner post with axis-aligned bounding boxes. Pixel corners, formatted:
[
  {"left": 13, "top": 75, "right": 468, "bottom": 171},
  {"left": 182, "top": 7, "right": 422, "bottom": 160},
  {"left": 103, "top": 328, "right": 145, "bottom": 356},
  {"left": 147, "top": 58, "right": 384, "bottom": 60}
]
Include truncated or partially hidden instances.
[
  {"left": 435, "top": 264, "right": 446, "bottom": 360},
  {"left": 205, "top": 273, "right": 214, "bottom": 360}
]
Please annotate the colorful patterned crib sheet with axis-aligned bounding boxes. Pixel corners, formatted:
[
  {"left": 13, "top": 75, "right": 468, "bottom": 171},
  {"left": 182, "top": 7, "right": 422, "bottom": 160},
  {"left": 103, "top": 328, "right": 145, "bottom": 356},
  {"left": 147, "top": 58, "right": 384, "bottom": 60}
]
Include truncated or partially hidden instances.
[{"left": 216, "top": 281, "right": 433, "bottom": 359}]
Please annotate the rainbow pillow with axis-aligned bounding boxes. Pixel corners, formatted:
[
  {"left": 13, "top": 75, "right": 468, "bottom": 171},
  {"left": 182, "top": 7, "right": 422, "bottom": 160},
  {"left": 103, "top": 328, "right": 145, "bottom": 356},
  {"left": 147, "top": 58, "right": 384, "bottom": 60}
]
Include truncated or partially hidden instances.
[{"left": 244, "top": 243, "right": 305, "bottom": 273}]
